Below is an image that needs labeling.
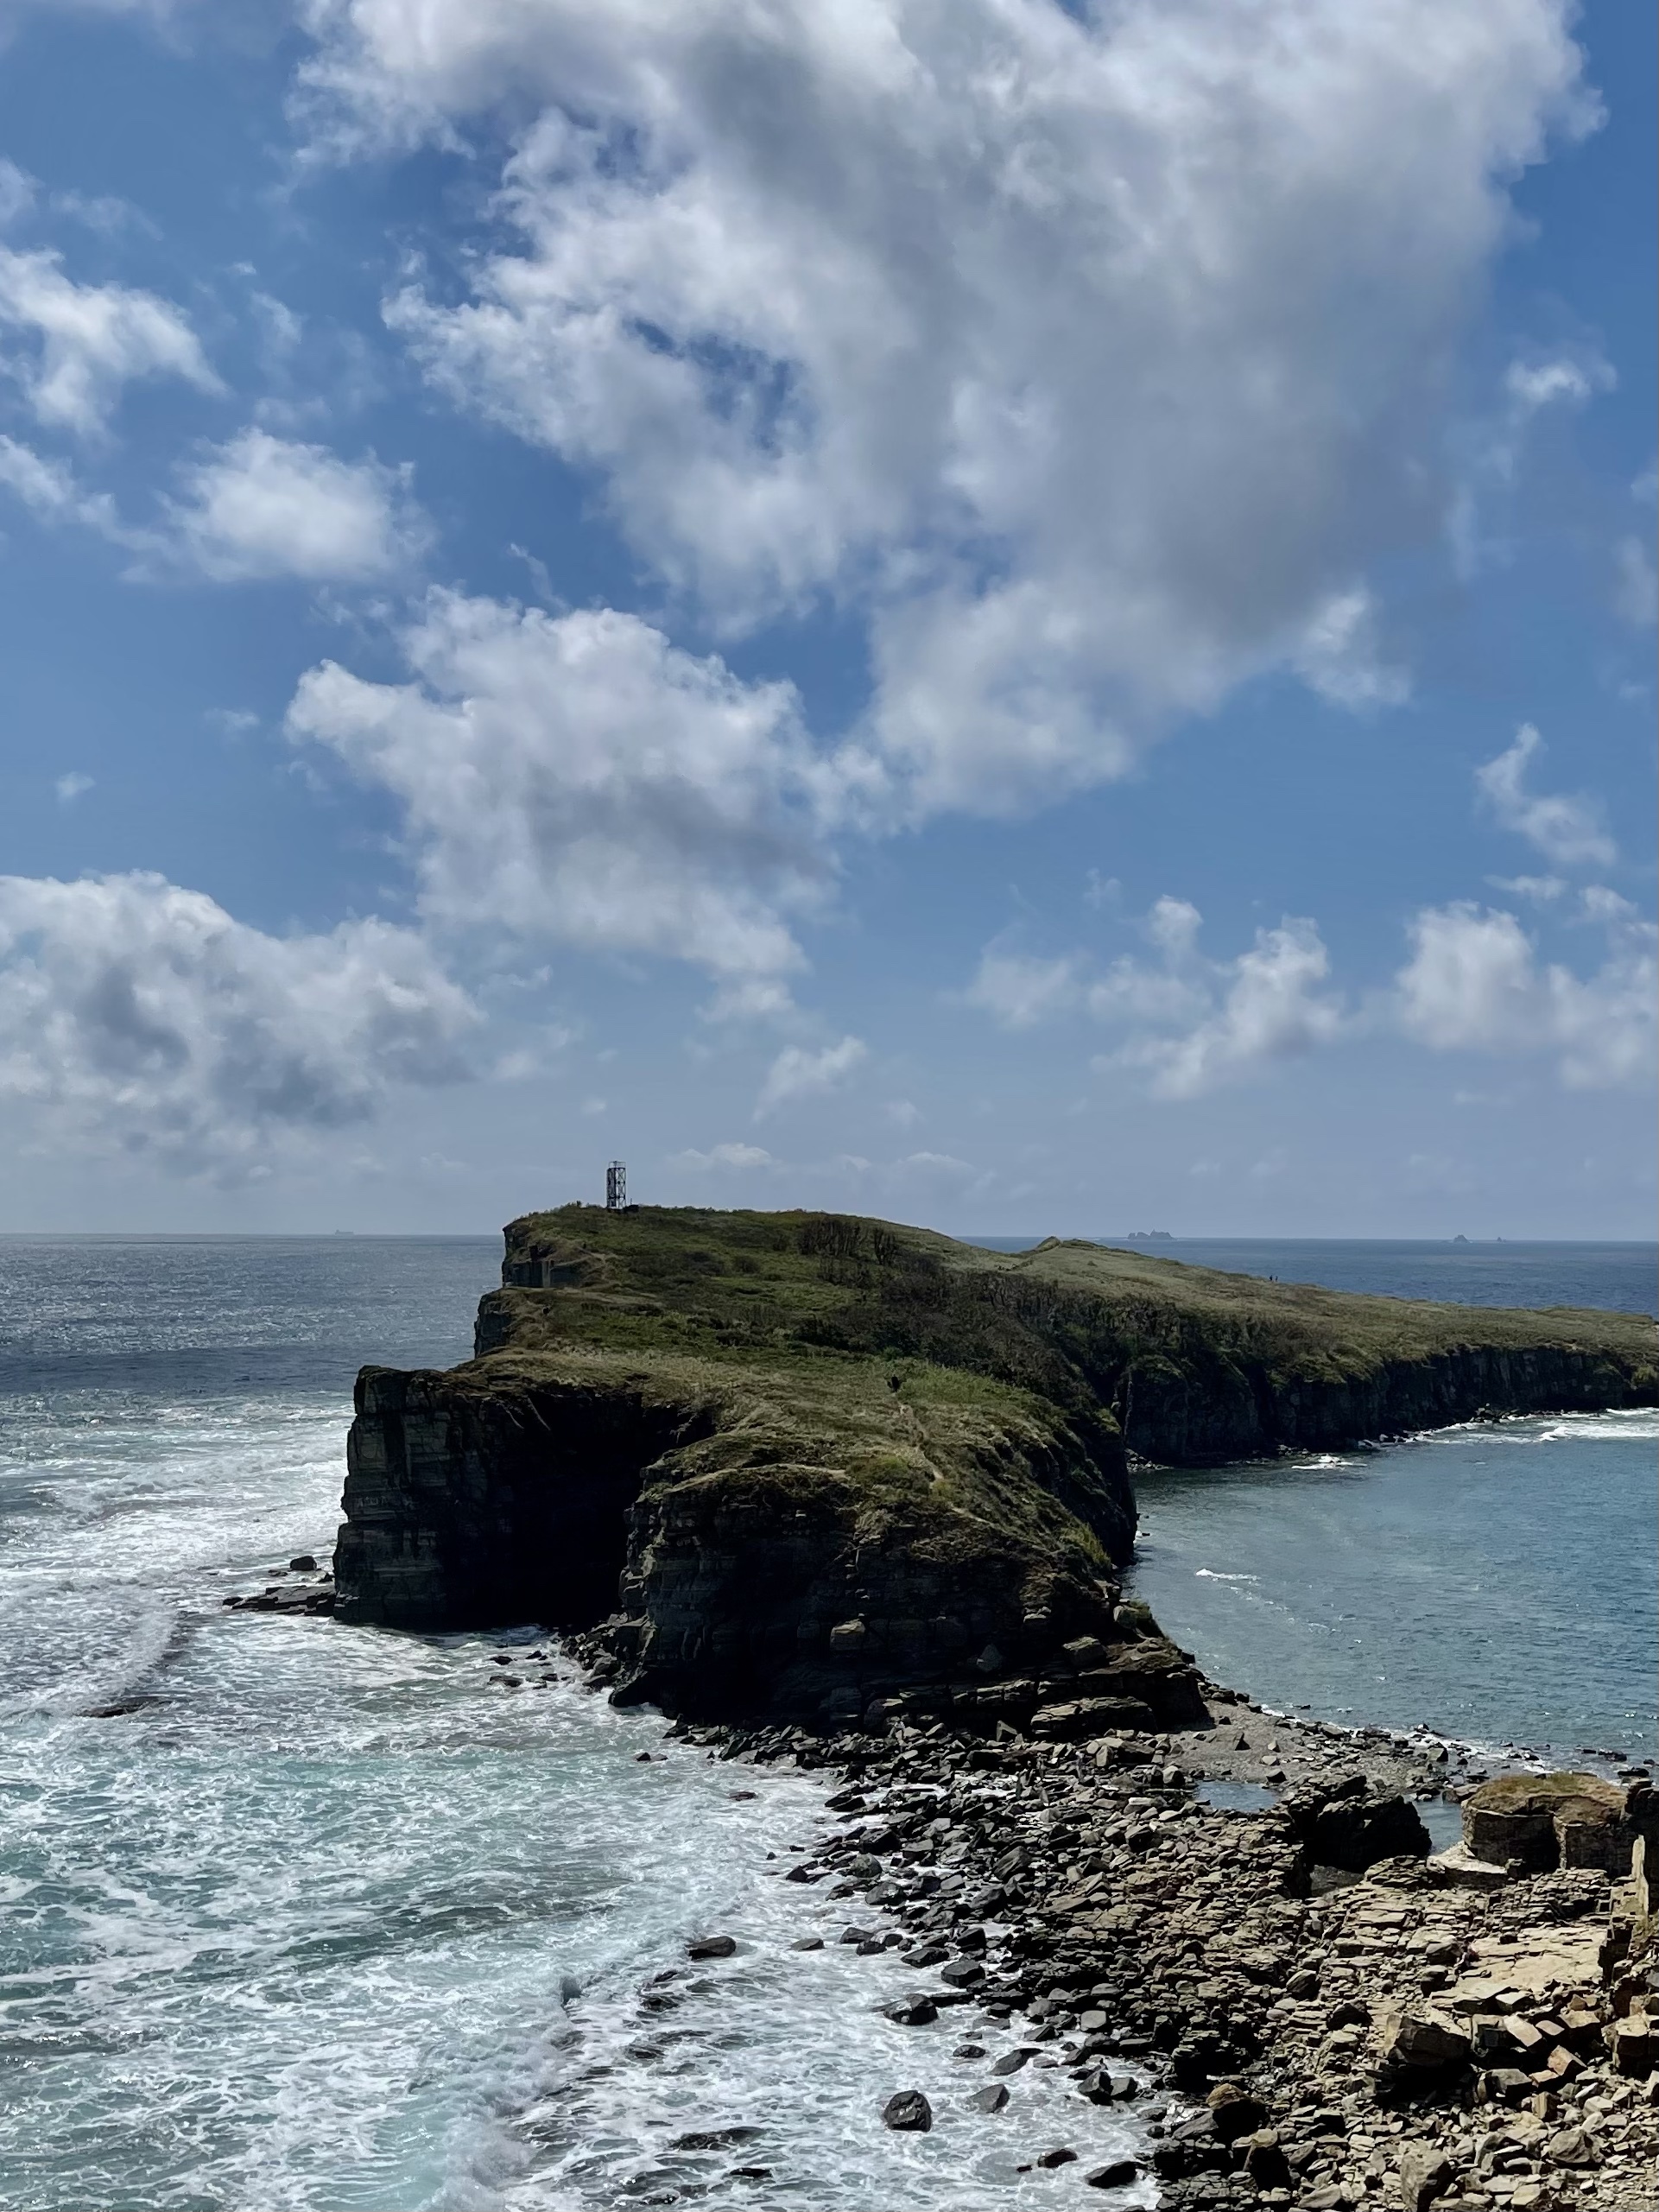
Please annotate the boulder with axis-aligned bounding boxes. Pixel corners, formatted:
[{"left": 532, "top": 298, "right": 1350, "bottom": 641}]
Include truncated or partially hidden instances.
[
  {"left": 1242, "top": 2131, "right": 1293, "bottom": 2190},
  {"left": 1398, "top": 2145, "right": 1453, "bottom": 2210},
  {"left": 1377, "top": 2009, "right": 1472, "bottom": 2076},
  {"left": 1304, "top": 1791, "right": 1431, "bottom": 1872},
  {"left": 1463, "top": 1772, "right": 1642, "bottom": 1876},
  {"left": 1610, "top": 2015, "right": 1656, "bottom": 2077},
  {"left": 882, "top": 2089, "right": 932, "bottom": 2133},
  {"left": 1206, "top": 2082, "right": 1270, "bottom": 2142},
  {"left": 1084, "top": 2160, "right": 1139, "bottom": 2190}
]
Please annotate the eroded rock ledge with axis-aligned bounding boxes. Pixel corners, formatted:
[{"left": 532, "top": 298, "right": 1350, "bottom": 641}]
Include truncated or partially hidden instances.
[{"left": 333, "top": 1206, "right": 1657, "bottom": 1726}]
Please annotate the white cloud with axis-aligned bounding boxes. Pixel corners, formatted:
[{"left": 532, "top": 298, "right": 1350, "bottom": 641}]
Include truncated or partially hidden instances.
[
  {"left": 162, "top": 429, "right": 430, "bottom": 583},
  {"left": 1291, "top": 587, "right": 1409, "bottom": 711},
  {"left": 288, "top": 590, "right": 829, "bottom": 980},
  {"left": 962, "top": 948, "right": 1083, "bottom": 1030},
  {"left": 755, "top": 1035, "right": 866, "bottom": 1119},
  {"left": 1111, "top": 917, "right": 1345, "bottom": 1100},
  {"left": 0, "top": 244, "right": 218, "bottom": 436},
  {"left": 0, "top": 871, "right": 478, "bottom": 1174},
  {"left": 963, "top": 896, "right": 1342, "bottom": 1095},
  {"left": 308, "top": 0, "right": 1590, "bottom": 817},
  {"left": 1489, "top": 872, "right": 1567, "bottom": 903},
  {"left": 1502, "top": 352, "right": 1614, "bottom": 426},
  {"left": 0, "top": 160, "right": 35, "bottom": 229},
  {"left": 1395, "top": 901, "right": 1656, "bottom": 1088},
  {"left": 54, "top": 772, "right": 94, "bottom": 803},
  {"left": 1451, "top": 348, "right": 1615, "bottom": 575},
  {"left": 1475, "top": 723, "right": 1616, "bottom": 869},
  {"left": 883, "top": 1098, "right": 920, "bottom": 1128},
  {"left": 675, "top": 1139, "right": 776, "bottom": 1169},
  {"left": 0, "top": 432, "right": 122, "bottom": 535}
]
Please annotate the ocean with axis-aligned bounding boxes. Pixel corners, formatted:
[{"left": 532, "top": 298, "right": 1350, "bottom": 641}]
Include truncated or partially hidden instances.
[
  {"left": 0, "top": 1237, "right": 1143, "bottom": 2212},
  {"left": 0, "top": 1234, "right": 1653, "bottom": 2208}
]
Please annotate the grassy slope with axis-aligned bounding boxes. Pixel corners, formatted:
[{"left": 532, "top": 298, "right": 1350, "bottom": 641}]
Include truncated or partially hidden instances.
[
  {"left": 461, "top": 1206, "right": 1656, "bottom": 1581},
  {"left": 472, "top": 1208, "right": 1132, "bottom": 1575},
  {"left": 490, "top": 1203, "right": 1657, "bottom": 1412}
]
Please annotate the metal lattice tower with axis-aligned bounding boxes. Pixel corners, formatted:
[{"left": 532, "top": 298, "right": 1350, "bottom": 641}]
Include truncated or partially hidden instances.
[{"left": 605, "top": 1160, "right": 627, "bottom": 1211}]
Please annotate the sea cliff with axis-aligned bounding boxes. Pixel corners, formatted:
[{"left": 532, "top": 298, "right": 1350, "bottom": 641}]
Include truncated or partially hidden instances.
[{"left": 333, "top": 1207, "right": 1658, "bottom": 1724}]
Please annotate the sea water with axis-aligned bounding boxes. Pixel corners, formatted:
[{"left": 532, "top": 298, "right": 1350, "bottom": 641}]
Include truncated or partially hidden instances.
[
  {"left": 0, "top": 1238, "right": 1148, "bottom": 2212},
  {"left": 2, "top": 1238, "right": 1653, "bottom": 2209},
  {"left": 1107, "top": 1241, "right": 1658, "bottom": 1766}
]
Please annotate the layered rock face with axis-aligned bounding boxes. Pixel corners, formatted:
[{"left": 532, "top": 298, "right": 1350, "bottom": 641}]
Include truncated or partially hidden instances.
[
  {"left": 1462, "top": 1773, "right": 1659, "bottom": 1877},
  {"left": 336, "top": 1355, "right": 1180, "bottom": 1726},
  {"left": 335, "top": 1367, "right": 706, "bottom": 1631},
  {"left": 333, "top": 1204, "right": 1658, "bottom": 1725}
]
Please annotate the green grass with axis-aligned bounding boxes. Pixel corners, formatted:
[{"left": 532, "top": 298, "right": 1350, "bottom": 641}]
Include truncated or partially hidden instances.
[{"left": 455, "top": 1204, "right": 1656, "bottom": 1579}]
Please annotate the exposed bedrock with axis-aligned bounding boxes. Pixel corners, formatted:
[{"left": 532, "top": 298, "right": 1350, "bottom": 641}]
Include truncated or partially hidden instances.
[
  {"left": 334, "top": 1362, "right": 1177, "bottom": 1726},
  {"left": 1116, "top": 1338, "right": 1655, "bottom": 1465},
  {"left": 332, "top": 1204, "right": 1658, "bottom": 1724}
]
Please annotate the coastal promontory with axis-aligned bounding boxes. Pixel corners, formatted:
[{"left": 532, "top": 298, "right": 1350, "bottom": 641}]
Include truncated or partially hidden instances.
[{"left": 333, "top": 1207, "right": 1657, "bottom": 1723}]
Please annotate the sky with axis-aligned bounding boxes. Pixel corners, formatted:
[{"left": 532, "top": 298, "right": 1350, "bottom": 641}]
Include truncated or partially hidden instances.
[{"left": 0, "top": 0, "right": 1652, "bottom": 1239}]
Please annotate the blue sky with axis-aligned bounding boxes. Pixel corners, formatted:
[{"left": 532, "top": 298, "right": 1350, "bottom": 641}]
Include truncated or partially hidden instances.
[{"left": 0, "top": 0, "right": 1652, "bottom": 1236}]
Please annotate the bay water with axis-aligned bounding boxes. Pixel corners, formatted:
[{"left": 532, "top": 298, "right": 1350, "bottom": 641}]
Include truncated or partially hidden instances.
[
  {"left": 1106, "top": 1241, "right": 1657, "bottom": 1768},
  {"left": 1, "top": 1235, "right": 1653, "bottom": 2208}
]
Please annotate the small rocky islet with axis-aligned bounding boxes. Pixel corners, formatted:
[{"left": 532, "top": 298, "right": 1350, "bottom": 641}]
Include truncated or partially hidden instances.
[{"left": 225, "top": 1206, "right": 1659, "bottom": 2209}]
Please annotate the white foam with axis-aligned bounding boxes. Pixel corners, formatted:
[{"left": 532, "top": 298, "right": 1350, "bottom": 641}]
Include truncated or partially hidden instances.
[{"left": 0, "top": 1391, "right": 1154, "bottom": 2210}]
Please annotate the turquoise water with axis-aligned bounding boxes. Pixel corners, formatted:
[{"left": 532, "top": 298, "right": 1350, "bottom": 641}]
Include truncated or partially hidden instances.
[
  {"left": 0, "top": 1239, "right": 1149, "bottom": 2211},
  {"left": 1126, "top": 1406, "right": 1658, "bottom": 1765}
]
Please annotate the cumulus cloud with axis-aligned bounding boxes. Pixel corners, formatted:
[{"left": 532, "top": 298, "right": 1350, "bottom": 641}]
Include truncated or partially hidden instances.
[
  {"left": 288, "top": 590, "right": 829, "bottom": 981},
  {"left": 1109, "top": 918, "right": 1345, "bottom": 1100},
  {"left": 0, "top": 244, "right": 218, "bottom": 436},
  {"left": 304, "top": 0, "right": 1590, "bottom": 816},
  {"left": 675, "top": 1139, "right": 776, "bottom": 1169},
  {"left": 1291, "top": 587, "right": 1409, "bottom": 711},
  {"left": 1476, "top": 723, "right": 1616, "bottom": 869},
  {"left": 162, "top": 429, "right": 431, "bottom": 582},
  {"left": 0, "top": 871, "right": 478, "bottom": 1173},
  {"left": 965, "top": 897, "right": 1342, "bottom": 1096},
  {"left": 0, "top": 431, "right": 122, "bottom": 534},
  {"left": 1395, "top": 901, "right": 1656, "bottom": 1088},
  {"left": 1502, "top": 352, "right": 1615, "bottom": 428},
  {"left": 754, "top": 1035, "right": 867, "bottom": 1119},
  {"left": 962, "top": 949, "right": 1084, "bottom": 1031}
]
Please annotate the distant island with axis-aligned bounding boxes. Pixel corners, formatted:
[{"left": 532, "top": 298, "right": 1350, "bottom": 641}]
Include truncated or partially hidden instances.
[
  {"left": 334, "top": 1206, "right": 1657, "bottom": 1727},
  {"left": 1120, "top": 1229, "right": 1175, "bottom": 1242}
]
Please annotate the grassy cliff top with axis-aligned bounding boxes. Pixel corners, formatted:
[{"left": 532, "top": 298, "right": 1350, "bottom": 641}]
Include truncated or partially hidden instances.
[
  {"left": 399, "top": 1201, "right": 1655, "bottom": 1607},
  {"left": 493, "top": 1202, "right": 1657, "bottom": 1382}
]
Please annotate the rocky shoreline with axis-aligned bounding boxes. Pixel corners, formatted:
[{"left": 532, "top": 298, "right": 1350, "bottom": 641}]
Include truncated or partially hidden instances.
[
  {"left": 647, "top": 1686, "right": 1657, "bottom": 2212},
  {"left": 222, "top": 1551, "right": 1656, "bottom": 2209}
]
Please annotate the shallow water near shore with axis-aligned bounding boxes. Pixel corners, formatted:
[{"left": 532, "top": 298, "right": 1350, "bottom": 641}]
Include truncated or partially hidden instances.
[
  {"left": 1127, "top": 1408, "right": 1659, "bottom": 1767},
  {"left": 0, "top": 1238, "right": 1151, "bottom": 2210}
]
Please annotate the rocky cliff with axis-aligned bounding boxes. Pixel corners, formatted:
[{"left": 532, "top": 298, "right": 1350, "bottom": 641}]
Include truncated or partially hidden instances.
[{"left": 333, "top": 1207, "right": 1658, "bottom": 1725}]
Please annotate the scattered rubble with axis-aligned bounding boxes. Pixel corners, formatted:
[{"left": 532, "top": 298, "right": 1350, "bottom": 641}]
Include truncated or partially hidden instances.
[{"left": 665, "top": 1685, "right": 1656, "bottom": 2212}]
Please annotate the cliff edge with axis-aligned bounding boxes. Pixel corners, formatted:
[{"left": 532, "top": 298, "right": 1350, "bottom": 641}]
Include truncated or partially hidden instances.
[{"left": 333, "top": 1207, "right": 1657, "bottom": 1725}]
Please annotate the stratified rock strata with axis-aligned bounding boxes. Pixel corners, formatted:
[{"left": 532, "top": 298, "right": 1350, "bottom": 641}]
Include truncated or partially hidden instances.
[{"left": 334, "top": 1206, "right": 1657, "bottom": 1723}]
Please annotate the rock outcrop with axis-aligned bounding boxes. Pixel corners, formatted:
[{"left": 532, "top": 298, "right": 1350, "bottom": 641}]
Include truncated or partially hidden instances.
[
  {"left": 333, "top": 1205, "right": 1658, "bottom": 1724},
  {"left": 1460, "top": 1772, "right": 1659, "bottom": 1877}
]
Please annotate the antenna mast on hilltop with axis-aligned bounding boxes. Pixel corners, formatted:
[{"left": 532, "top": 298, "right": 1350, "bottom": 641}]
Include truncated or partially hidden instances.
[{"left": 605, "top": 1161, "right": 627, "bottom": 1211}]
